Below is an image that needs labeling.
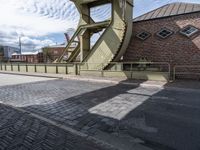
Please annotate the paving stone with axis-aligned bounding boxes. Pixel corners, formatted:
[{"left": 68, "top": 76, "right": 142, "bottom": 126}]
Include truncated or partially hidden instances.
[
  {"left": 0, "top": 105, "right": 114, "bottom": 150},
  {"left": 0, "top": 74, "right": 200, "bottom": 150}
]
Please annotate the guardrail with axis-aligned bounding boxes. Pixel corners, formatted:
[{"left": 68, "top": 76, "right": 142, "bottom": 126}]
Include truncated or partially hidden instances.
[
  {"left": 173, "top": 65, "right": 200, "bottom": 80},
  {"left": 0, "top": 62, "right": 171, "bottom": 80},
  {"left": 0, "top": 63, "right": 79, "bottom": 75},
  {"left": 79, "top": 62, "right": 170, "bottom": 72},
  {"left": 79, "top": 62, "right": 170, "bottom": 80}
]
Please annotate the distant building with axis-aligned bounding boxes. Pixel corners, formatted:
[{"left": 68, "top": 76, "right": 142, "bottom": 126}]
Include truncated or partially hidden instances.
[
  {"left": 42, "top": 45, "right": 66, "bottom": 63},
  {"left": 0, "top": 46, "right": 4, "bottom": 61},
  {"left": 0, "top": 46, "right": 20, "bottom": 61},
  {"left": 42, "top": 44, "right": 75, "bottom": 63},
  {"left": 124, "top": 2, "right": 200, "bottom": 67},
  {"left": 11, "top": 51, "right": 43, "bottom": 63}
]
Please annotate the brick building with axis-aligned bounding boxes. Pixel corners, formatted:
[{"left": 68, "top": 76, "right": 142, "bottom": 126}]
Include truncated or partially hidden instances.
[
  {"left": 43, "top": 45, "right": 66, "bottom": 63},
  {"left": 124, "top": 2, "right": 200, "bottom": 68},
  {"left": 11, "top": 52, "right": 43, "bottom": 63},
  {"left": 43, "top": 44, "right": 75, "bottom": 63}
]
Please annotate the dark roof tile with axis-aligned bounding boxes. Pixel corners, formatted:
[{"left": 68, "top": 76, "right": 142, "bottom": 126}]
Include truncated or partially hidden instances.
[{"left": 133, "top": 2, "right": 200, "bottom": 22}]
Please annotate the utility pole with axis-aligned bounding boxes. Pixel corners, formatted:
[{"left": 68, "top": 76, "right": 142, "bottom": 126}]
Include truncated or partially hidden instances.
[{"left": 19, "top": 36, "right": 22, "bottom": 54}]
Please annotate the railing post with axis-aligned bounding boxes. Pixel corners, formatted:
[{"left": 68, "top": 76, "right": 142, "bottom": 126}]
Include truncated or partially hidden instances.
[
  {"left": 173, "top": 66, "right": 176, "bottom": 81},
  {"left": 18, "top": 63, "right": 20, "bottom": 72},
  {"left": 26, "top": 64, "right": 28, "bottom": 72},
  {"left": 66, "top": 64, "right": 68, "bottom": 74},
  {"left": 115, "top": 63, "right": 117, "bottom": 71},
  {"left": 5, "top": 64, "right": 7, "bottom": 71},
  {"left": 35, "top": 64, "right": 37, "bottom": 72},
  {"left": 11, "top": 63, "right": 13, "bottom": 71},
  {"left": 168, "top": 63, "right": 171, "bottom": 81},
  {"left": 56, "top": 64, "right": 58, "bottom": 74},
  {"left": 45, "top": 64, "right": 47, "bottom": 73},
  {"left": 78, "top": 63, "right": 81, "bottom": 75},
  {"left": 121, "top": 63, "right": 124, "bottom": 71},
  {"left": 75, "top": 64, "right": 78, "bottom": 75},
  {"left": 101, "top": 63, "right": 104, "bottom": 77},
  {"left": 131, "top": 63, "right": 133, "bottom": 79}
]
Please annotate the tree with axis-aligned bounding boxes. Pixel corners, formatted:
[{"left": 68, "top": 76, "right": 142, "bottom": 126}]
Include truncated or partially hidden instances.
[{"left": 42, "top": 47, "right": 54, "bottom": 63}]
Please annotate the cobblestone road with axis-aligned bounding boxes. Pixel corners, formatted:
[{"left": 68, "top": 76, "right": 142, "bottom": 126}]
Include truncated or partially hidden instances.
[
  {"left": 0, "top": 74, "right": 200, "bottom": 150},
  {"left": 0, "top": 73, "right": 56, "bottom": 87},
  {"left": 0, "top": 104, "right": 115, "bottom": 150}
]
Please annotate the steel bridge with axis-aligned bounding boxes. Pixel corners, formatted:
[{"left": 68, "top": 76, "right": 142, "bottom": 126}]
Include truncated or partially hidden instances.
[{"left": 56, "top": 0, "right": 133, "bottom": 70}]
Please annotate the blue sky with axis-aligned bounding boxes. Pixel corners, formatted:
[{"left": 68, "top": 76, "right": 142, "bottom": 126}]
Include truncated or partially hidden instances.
[{"left": 0, "top": 0, "right": 200, "bottom": 52}]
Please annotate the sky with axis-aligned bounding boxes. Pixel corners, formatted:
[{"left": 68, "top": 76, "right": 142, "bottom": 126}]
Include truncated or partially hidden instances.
[{"left": 0, "top": 0, "right": 200, "bottom": 52}]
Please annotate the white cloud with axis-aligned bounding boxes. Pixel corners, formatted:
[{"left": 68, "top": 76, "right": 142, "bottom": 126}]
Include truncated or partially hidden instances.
[
  {"left": 0, "top": 0, "right": 200, "bottom": 51},
  {"left": 20, "top": 36, "right": 56, "bottom": 50},
  {"left": 0, "top": 0, "right": 79, "bottom": 50}
]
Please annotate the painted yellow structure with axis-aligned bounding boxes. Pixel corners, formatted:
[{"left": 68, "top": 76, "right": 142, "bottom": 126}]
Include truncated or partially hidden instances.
[{"left": 57, "top": 0, "right": 134, "bottom": 70}]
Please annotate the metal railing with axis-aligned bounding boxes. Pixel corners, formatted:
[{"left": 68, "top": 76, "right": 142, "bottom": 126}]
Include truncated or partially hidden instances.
[
  {"left": 0, "top": 63, "right": 79, "bottom": 75},
  {"left": 0, "top": 62, "right": 171, "bottom": 79},
  {"left": 173, "top": 65, "right": 200, "bottom": 80},
  {"left": 79, "top": 61, "right": 170, "bottom": 72}
]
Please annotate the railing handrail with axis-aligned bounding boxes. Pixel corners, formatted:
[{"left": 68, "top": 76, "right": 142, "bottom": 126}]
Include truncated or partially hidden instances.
[
  {"left": 0, "top": 61, "right": 171, "bottom": 80},
  {"left": 174, "top": 65, "right": 200, "bottom": 68},
  {"left": 173, "top": 65, "right": 200, "bottom": 80}
]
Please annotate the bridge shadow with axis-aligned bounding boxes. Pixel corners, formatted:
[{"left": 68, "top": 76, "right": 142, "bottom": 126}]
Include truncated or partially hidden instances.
[{"left": 15, "top": 79, "right": 200, "bottom": 150}]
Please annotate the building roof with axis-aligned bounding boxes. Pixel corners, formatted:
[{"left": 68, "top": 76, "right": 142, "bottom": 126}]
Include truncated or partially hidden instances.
[
  {"left": 12, "top": 51, "right": 40, "bottom": 56},
  {"left": 47, "top": 44, "right": 67, "bottom": 48},
  {"left": 133, "top": 2, "right": 200, "bottom": 22}
]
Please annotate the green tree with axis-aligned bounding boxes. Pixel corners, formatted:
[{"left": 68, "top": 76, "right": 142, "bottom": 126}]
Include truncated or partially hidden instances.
[{"left": 42, "top": 47, "right": 54, "bottom": 62}]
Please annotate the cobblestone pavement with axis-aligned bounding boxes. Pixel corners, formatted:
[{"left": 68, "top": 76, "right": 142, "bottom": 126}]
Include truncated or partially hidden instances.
[
  {"left": 0, "top": 104, "right": 115, "bottom": 150},
  {"left": 0, "top": 74, "right": 56, "bottom": 87},
  {"left": 0, "top": 74, "right": 200, "bottom": 150}
]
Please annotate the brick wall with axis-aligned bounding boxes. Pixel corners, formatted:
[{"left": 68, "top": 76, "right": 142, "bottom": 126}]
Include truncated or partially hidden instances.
[
  {"left": 43, "top": 47, "right": 66, "bottom": 63},
  {"left": 12, "top": 53, "right": 43, "bottom": 63},
  {"left": 124, "top": 12, "right": 200, "bottom": 67}
]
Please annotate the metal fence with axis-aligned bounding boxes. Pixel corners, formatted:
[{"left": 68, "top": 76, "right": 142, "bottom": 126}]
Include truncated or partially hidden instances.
[
  {"left": 0, "top": 63, "right": 79, "bottom": 75},
  {"left": 173, "top": 65, "right": 200, "bottom": 80},
  {"left": 80, "top": 62, "right": 170, "bottom": 72},
  {"left": 0, "top": 62, "right": 171, "bottom": 80},
  {"left": 3, "top": 62, "right": 200, "bottom": 80}
]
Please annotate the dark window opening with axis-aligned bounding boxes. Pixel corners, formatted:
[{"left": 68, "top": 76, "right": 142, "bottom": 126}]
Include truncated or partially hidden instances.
[
  {"left": 136, "top": 31, "right": 151, "bottom": 40},
  {"left": 180, "top": 25, "right": 199, "bottom": 37},
  {"left": 157, "top": 28, "right": 173, "bottom": 39}
]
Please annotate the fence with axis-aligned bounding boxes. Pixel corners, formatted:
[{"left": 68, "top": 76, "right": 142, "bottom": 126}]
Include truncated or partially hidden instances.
[
  {"left": 79, "top": 62, "right": 170, "bottom": 71},
  {"left": 79, "top": 62, "right": 170, "bottom": 81},
  {"left": 0, "top": 63, "right": 79, "bottom": 75},
  {"left": 173, "top": 65, "right": 200, "bottom": 80},
  {"left": 0, "top": 62, "right": 170, "bottom": 81}
]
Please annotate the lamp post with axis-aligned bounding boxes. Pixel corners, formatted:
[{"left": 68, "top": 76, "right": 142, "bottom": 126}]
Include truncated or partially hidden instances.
[{"left": 19, "top": 36, "right": 22, "bottom": 54}]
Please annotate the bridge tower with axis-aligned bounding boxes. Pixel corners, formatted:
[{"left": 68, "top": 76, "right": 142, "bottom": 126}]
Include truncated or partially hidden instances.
[{"left": 57, "top": 0, "right": 133, "bottom": 70}]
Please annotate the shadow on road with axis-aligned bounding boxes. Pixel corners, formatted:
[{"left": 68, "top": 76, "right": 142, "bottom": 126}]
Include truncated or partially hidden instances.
[{"left": 7, "top": 79, "right": 200, "bottom": 150}]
